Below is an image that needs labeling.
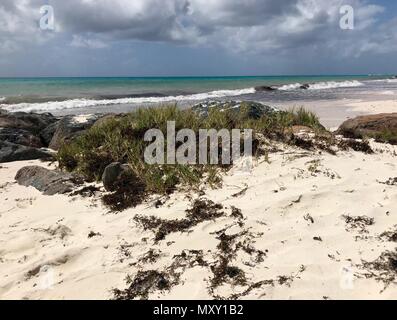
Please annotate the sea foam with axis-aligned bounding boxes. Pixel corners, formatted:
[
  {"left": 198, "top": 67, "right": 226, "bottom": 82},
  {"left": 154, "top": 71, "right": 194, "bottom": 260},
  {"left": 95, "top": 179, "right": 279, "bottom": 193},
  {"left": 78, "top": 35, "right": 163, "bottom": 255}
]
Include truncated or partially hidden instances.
[
  {"left": 278, "top": 80, "right": 364, "bottom": 91},
  {"left": 308, "top": 80, "right": 364, "bottom": 90},
  {"left": 0, "top": 88, "right": 256, "bottom": 112}
]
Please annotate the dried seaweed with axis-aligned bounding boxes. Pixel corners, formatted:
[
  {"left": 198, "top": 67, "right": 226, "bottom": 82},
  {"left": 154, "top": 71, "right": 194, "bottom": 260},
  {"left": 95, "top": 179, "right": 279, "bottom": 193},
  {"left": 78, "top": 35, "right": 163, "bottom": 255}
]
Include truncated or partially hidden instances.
[
  {"left": 134, "top": 199, "right": 225, "bottom": 241},
  {"left": 356, "top": 250, "right": 397, "bottom": 292},
  {"left": 342, "top": 215, "right": 375, "bottom": 234}
]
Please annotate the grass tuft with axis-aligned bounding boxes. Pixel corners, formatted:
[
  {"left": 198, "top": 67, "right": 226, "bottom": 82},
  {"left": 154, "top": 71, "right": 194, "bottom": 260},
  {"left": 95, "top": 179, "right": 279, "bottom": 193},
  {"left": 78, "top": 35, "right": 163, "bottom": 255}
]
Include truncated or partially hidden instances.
[{"left": 56, "top": 104, "right": 332, "bottom": 210}]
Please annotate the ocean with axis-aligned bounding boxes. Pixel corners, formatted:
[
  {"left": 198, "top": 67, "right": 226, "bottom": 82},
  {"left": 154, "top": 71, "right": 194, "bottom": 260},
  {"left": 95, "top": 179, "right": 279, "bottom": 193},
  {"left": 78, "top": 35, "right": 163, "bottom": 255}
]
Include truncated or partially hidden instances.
[{"left": 0, "top": 75, "right": 396, "bottom": 114}]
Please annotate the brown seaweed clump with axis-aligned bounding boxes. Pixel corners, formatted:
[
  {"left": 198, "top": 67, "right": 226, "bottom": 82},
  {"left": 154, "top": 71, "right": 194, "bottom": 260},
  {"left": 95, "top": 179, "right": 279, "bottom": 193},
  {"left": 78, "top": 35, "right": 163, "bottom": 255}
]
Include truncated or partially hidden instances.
[
  {"left": 357, "top": 250, "right": 397, "bottom": 292},
  {"left": 134, "top": 199, "right": 225, "bottom": 241}
]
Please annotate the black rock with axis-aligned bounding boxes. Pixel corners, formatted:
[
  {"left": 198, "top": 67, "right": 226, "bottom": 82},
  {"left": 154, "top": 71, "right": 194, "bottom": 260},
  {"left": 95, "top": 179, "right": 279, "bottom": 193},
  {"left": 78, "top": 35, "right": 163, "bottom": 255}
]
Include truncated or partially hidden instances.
[
  {"left": 39, "top": 121, "right": 59, "bottom": 147},
  {"left": 300, "top": 84, "right": 310, "bottom": 89},
  {"left": 0, "top": 141, "right": 52, "bottom": 163},
  {"left": 0, "top": 128, "right": 43, "bottom": 148},
  {"left": 49, "top": 114, "right": 103, "bottom": 150},
  {"left": 0, "top": 112, "right": 58, "bottom": 135},
  {"left": 192, "top": 101, "right": 278, "bottom": 119},
  {"left": 255, "top": 86, "right": 277, "bottom": 92},
  {"left": 15, "top": 166, "right": 83, "bottom": 195},
  {"left": 102, "top": 162, "right": 130, "bottom": 191}
]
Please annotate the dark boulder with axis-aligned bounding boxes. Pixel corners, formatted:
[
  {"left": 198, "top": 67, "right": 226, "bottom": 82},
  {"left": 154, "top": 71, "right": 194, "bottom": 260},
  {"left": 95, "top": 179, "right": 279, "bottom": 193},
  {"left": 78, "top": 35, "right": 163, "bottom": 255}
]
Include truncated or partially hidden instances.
[
  {"left": 102, "top": 162, "right": 130, "bottom": 191},
  {"left": 39, "top": 121, "right": 59, "bottom": 146},
  {"left": 300, "top": 84, "right": 310, "bottom": 89},
  {"left": 255, "top": 86, "right": 277, "bottom": 92},
  {"left": 49, "top": 114, "right": 103, "bottom": 150},
  {"left": 15, "top": 166, "right": 83, "bottom": 195},
  {"left": 0, "top": 141, "right": 52, "bottom": 163},
  {"left": 336, "top": 113, "right": 397, "bottom": 144},
  {"left": 0, "top": 112, "right": 58, "bottom": 135},
  {"left": 0, "top": 128, "right": 43, "bottom": 148},
  {"left": 192, "top": 101, "right": 278, "bottom": 119}
]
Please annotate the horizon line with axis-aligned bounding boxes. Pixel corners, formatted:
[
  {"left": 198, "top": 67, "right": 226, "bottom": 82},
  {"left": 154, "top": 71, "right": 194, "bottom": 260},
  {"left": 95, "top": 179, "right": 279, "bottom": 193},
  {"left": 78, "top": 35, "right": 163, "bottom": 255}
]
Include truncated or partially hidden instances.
[{"left": 0, "top": 74, "right": 393, "bottom": 79}]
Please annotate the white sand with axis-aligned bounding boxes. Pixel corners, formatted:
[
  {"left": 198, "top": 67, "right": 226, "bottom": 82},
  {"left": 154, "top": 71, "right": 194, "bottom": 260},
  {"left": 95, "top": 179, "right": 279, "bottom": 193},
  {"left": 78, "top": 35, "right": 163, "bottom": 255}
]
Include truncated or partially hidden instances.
[
  {"left": 346, "top": 99, "right": 397, "bottom": 115},
  {"left": 0, "top": 141, "right": 396, "bottom": 300},
  {"left": 274, "top": 98, "right": 397, "bottom": 130}
]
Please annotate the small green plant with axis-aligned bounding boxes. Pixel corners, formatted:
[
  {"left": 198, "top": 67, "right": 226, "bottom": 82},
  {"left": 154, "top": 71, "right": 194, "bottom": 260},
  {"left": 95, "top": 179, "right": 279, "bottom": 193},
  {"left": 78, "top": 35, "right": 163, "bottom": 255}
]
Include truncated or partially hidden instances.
[{"left": 290, "top": 106, "right": 324, "bottom": 130}]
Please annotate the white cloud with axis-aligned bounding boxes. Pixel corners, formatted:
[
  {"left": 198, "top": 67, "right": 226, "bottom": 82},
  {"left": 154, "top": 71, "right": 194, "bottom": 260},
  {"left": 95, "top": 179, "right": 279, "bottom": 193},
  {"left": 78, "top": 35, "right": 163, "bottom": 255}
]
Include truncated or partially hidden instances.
[{"left": 0, "top": 0, "right": 395, "bottom": 61}]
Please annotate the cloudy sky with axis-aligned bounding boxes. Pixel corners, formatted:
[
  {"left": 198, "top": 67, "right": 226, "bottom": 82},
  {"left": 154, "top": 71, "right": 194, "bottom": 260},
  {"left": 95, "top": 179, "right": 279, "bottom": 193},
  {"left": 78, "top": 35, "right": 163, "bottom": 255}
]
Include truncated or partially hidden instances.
[{"left": 0, "top": 0, "right": 396, "bottom": 77}]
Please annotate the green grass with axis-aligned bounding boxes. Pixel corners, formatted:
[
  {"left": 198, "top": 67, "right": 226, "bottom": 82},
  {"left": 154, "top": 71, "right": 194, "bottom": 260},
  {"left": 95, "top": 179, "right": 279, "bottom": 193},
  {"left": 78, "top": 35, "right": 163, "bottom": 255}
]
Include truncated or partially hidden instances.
[
  {"left": 57, "top": 104, "right": 325, "bottom": 210},
  {"left": 290, "top": 107, "right": 324, "bottom": 130},
  {"left": 372, "top": 129, "right": 397, "bottom": 145}
]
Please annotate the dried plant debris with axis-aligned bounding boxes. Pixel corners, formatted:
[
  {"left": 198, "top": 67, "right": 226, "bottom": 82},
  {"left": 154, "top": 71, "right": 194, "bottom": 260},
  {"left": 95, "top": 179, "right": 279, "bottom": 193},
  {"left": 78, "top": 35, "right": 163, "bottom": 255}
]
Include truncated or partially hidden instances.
[
  {"left": 209, "top": 232, "right": 248, "bottom": 291},
  {"left": 113, "top": 250, "right": 207, "bottom": 300},
  {"left": 342, "top": 215, "right": 375, "bottom": 234},
  {"left": 303, "top": 213, "right": 314, "bottom": 224},
  {"left": 113, "top": 270, "right": 176, "bottom": 300},
  {"left": 378, "top": 177, "right": 397, "bottom": 186},
  {"left": 114, "top": 225, "right": 304, "bottom": 300},
  {"left": 338, "top": 139, "right": 374, "bottom": 154},
  {"left": 210, "top": 257, "right": 247, "bottom": 289},
  {"left": 231, "top": 186, "right": 248, "bottom": 198},
  {"left": 87, "top": 231, "right": 102, "bottom": 238},
  {"left": 130, "top": 249, "right": 163, "bottom": 266},
  {"left": 69, "top": 185, "right": 101, "bottom": 197},
  {"left": 356, "top": 250, "right": 397, "bottom": 292},
  {"left": 118, "top": 243, "right": 136, "bottom": 262},
  {"left": 230, "top": 206, "right": 244, "bottom": 220},
  {"left": 171, "top": 250, "right": 209, "bottom": 269},
  {"left": 208, "top": 230, "right": 272, "bottom": 299},
  {"left": 378, "top": 226, "right": 397, "bottom": 242},
  {"left": 102, "top": 171, "right": 146, "bottom": 212},
  {"left": 237, "top": 242, "right": 267, "bottom": 264},
  {"left": 225, "top": 265, "right": 306, "bottom": 300},
  {"left": 134, "top": 199, "right": 225, "bottom": 241}
]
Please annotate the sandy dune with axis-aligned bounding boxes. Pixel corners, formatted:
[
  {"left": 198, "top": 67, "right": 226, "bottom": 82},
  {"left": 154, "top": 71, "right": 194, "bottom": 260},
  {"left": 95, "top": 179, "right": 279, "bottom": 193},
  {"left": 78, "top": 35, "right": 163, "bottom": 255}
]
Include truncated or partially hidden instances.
[{"left": 0, "top": 141, "right": 396, "bottom": 300}]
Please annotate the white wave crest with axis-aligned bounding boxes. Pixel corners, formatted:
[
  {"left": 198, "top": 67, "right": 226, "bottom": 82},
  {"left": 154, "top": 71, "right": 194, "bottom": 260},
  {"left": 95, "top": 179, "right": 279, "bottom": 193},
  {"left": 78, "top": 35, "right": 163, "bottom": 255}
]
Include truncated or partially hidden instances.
[
  {"left": 308, "top": 80, "right": 364, "bottom": 90},
  {"left": 278, "top": 80, "right": 364, "bottom": 91},
  {"left": 0, "top": 97, "right": 5, "bottom": 102},
  {"left": 278, "top": 83, "right": 303, "bottom": 91},
  {"left": 0, "top": 88, "right": 256, "bottom": 112}
]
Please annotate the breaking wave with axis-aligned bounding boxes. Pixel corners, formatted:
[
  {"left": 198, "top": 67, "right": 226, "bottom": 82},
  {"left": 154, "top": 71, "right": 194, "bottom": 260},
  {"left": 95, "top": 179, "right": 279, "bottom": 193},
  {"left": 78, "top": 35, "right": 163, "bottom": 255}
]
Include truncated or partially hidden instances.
[
  {"left": 0, "top": 88, "right": 256, "bottom": 112},
  {"left": 308, "top": 80, "right": 364, "bottom": 90},
  {"left": 278, "top": 83, "right": 303, "bottom": 91},
  {"left": 279, "top": 80, "right": 364, "bottom": 91}
]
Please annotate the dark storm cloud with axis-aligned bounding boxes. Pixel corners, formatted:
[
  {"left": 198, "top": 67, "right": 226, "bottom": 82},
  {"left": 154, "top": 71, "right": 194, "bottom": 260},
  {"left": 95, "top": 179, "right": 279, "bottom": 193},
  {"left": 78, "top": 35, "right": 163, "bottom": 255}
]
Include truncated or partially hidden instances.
[{"left": 0, "top": 0, "right": 396, "bottom": 76}]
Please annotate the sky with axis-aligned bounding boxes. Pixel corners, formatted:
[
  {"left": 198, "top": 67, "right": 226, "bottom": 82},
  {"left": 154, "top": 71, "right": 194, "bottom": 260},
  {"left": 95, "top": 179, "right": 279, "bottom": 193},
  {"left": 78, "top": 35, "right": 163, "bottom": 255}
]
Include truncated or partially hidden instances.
[{"left": 0, "top": 0, "right": 396, "bottom": 77}]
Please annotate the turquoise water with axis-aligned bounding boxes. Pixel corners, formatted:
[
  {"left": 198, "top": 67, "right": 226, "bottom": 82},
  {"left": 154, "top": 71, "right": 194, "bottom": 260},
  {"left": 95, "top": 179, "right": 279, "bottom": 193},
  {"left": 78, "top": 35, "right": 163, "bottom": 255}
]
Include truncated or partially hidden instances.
[
  {"left": 0, "top": 75, "right": 394, "bottom": 113},
  {"left": 0, "top": 75, "right": 386, "bottom": 99}
]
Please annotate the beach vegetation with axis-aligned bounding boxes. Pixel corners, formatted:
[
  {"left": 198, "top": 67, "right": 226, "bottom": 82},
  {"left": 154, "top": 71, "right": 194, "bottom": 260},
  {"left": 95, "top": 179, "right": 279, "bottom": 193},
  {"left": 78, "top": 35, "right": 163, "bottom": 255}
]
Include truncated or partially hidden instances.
[{"left": 56, "top": 104, "right": 338, "bottom": 211}]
